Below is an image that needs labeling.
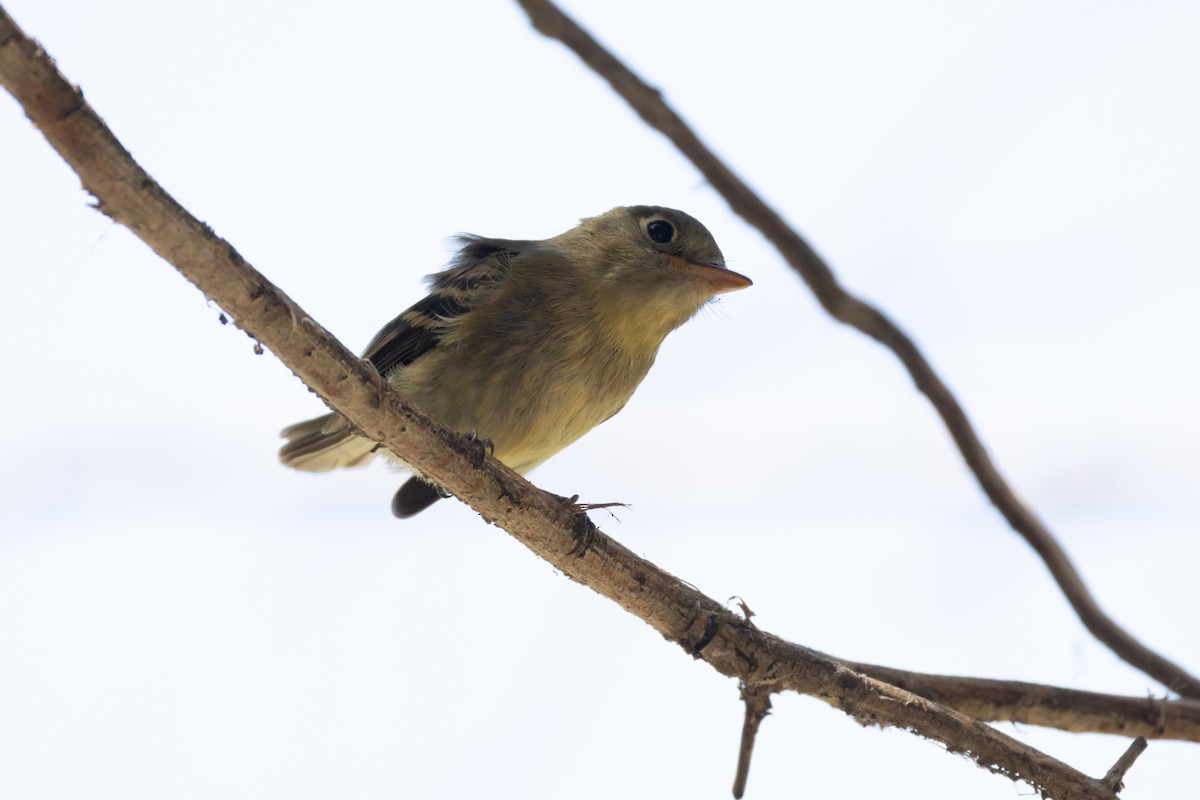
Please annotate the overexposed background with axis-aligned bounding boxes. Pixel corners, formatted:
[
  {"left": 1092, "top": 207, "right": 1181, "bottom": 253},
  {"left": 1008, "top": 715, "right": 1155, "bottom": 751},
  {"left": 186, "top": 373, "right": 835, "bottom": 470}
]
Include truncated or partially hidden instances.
[{"left": 1, "top": 2, "right": 1197, "bottom": 798}]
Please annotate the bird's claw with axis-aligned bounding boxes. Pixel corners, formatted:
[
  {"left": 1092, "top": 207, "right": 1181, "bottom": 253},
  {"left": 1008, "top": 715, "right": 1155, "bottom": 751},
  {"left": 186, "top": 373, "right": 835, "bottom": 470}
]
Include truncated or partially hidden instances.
[
  {"left": 462, "top": 429, "right": 494, "bottom": 468},
  {"left": 543, "top": 491, "right": 579, "bottom": 507},
  {"left": 540, "top": 491, "right": 628, "bottom": 557},
  {"left": 568, "top": 511, "right": 597, "bottom": 558}
]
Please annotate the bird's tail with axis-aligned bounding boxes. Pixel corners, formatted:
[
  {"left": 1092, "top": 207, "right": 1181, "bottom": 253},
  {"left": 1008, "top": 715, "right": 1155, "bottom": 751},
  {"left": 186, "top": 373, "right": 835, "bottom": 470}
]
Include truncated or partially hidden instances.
[
  {"left": 281, "top": 414, "right": 446, "bottom": 518},
  {"left": 279, "top": 413, "right": 377, "bottom": 472}
]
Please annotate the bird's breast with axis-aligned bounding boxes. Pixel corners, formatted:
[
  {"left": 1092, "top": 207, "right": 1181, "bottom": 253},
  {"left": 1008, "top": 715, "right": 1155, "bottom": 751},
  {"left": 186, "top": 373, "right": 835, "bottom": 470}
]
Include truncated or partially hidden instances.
[{"left": 392, "top": 317, "right": 657, "bottom": 474}]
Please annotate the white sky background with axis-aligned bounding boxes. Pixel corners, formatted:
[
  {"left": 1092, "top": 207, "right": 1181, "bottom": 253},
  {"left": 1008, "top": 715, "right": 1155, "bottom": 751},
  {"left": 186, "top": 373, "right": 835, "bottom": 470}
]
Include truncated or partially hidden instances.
[{"left": 1, "top": 1, "right": 1197, "bottom": 798}]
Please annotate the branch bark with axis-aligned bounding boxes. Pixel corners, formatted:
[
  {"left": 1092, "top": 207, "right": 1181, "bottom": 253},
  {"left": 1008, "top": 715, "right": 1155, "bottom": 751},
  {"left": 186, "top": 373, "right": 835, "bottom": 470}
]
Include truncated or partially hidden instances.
[
  {"left": 0, "top": 6, "right": 1178, "bottom": 798},
  {"left": 511, "top": 0, "right": 1200, "bottom": 702}
]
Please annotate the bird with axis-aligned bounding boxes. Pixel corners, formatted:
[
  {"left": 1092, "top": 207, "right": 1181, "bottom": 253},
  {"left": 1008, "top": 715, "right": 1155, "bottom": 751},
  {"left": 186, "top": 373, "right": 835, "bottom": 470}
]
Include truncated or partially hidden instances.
[{"left": 279, "top": 205, "right": 752, "bottom": 518}]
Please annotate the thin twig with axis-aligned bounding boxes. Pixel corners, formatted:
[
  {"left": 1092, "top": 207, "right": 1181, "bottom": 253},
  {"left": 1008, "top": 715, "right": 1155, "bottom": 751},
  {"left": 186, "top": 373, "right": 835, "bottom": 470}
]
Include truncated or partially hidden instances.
[
  {"left": 733, "top": 683, "right": 773, "bottom": 799},
  {"left": 1101, "top": 737, "right": 1148, "bottom": 793},
  {"left": 0, "top": 7, "right": 1173, "bottom": 798},
  {"left": 512, "top": 0, "right": 1199, "bottom": 702}
]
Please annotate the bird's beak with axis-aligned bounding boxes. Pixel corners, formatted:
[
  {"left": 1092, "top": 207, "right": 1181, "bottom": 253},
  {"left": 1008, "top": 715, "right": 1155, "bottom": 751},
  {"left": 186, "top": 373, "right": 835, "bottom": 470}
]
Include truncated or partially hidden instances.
[{"left": 684, "top": 260, "right": 753, "bottom": 294}]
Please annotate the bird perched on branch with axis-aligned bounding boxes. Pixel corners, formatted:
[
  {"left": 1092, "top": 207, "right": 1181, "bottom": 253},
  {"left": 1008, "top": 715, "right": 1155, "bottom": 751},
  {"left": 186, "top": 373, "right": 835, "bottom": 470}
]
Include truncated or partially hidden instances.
[{"left": 280, "top": 205, "right": 752, "bottom": 518}]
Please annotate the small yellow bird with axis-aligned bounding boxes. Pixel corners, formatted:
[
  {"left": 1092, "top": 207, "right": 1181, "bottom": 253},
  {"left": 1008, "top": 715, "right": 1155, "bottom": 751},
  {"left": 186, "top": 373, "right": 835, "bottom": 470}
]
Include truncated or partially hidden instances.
[{"left": 280, "top": 206, "right": 751, "bottom": 517}]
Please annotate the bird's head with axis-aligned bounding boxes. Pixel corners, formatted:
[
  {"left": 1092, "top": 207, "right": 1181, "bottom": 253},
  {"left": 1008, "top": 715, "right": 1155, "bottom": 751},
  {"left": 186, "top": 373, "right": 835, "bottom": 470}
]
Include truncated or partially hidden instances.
[{"left": 555, "top": 205, "right": 752, "bottom": 350}]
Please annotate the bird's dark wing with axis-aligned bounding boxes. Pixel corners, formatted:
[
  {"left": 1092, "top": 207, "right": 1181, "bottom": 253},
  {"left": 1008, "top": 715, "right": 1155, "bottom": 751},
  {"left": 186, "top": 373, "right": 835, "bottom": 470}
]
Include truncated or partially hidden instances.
[
  {"left": 391, "top": 476, "right": 444, "bottom": 518},
  {"left": 362, "top": 236, "right": 526, "bottom": 377}
]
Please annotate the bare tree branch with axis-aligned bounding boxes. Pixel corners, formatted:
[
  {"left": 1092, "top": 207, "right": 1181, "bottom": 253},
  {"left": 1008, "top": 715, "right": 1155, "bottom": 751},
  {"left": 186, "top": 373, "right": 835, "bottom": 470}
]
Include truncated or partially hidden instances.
[
  {"left": 0, "top": 6, "right": 1176, "bottom": 798},
  {"left": 849, "top": 662, "right": 1200, "bottom": 742},
  {"left": 510, "top": 0, "right": 1200, "bottom": 703}
]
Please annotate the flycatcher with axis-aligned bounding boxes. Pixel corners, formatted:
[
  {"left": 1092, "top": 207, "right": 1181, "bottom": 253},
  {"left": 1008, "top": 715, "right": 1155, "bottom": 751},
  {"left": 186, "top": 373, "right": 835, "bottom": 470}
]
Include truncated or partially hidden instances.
[{"left": 280, "top": 206, "right": 751, "bottom": 517}]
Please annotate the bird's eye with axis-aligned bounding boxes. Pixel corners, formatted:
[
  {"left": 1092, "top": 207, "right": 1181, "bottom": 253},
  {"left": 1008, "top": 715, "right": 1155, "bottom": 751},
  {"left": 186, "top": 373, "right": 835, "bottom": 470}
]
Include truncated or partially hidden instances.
[{"left": 646, "top": 220, "right": 675, "bottom": 244}]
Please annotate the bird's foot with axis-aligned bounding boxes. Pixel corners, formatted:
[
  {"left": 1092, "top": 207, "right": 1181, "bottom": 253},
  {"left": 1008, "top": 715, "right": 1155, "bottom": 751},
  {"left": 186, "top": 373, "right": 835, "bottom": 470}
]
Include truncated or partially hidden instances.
[
  {"left": 461, "top": 429, "right": 495, "bottom": 468},
  {"left": 542, "top": 491, "right": 628, "bottom": 557},
  {"left": 568, "top": 512, "right": 598, "bottom": 558}
]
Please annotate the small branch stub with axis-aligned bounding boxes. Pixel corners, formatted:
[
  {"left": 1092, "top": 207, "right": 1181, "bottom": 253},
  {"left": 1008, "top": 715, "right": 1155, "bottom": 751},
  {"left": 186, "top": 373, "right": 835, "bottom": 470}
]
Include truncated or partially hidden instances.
[
  {"left": 733, "top": 682, "right": 774, "bottom": 799},
  {"left": 1102, "top": 737, "right": 1148, "bottom": 793}
]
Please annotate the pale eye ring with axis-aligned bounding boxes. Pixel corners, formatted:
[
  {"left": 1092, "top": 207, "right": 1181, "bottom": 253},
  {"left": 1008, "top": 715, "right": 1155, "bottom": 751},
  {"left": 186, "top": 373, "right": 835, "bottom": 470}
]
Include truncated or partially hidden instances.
[{"left": 646, "top": 220, "right": 674, "bottom": 244}]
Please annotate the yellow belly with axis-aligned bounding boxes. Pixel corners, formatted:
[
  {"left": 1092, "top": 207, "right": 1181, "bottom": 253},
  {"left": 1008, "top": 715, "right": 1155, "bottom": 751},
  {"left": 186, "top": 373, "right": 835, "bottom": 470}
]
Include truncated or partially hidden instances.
[{"left": 392, "top": 338, "right": 652, "bottom": 475}]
